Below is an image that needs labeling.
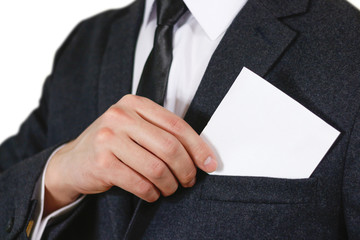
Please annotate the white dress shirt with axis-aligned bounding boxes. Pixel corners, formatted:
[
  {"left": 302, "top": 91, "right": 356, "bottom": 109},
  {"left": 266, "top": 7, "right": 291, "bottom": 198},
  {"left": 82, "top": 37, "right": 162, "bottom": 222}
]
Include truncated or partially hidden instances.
[{"left": 31, "top": 0, "right": 247, "bottom": 239}]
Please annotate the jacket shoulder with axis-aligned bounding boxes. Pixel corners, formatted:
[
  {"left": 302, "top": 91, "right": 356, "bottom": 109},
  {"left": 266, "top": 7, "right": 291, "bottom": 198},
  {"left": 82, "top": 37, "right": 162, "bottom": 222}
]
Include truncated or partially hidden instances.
[{"left": 52, "top": 0, "right": 144, "bottom": 69}]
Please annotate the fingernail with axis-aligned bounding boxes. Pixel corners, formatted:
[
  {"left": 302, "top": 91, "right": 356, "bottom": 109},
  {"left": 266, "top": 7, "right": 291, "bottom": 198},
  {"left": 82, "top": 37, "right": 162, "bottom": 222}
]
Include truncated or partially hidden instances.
[
  {"left": 204, "top": 156, "right": 212, "bottom": 166},
  {"left": 189, "top": 178, "right": 196, "bottom": 187},
  {"left": 184, "top": 178, "right": 196, "bottom": 188},
  {"left": 203, "top": 156, "right": 217, "bottom": 172}
]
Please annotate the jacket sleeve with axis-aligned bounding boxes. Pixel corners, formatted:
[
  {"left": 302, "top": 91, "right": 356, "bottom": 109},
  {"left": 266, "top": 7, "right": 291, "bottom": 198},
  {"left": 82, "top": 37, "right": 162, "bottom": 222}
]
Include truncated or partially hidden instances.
[
  {"left": 0, "top": 75, "right": 60, "bottom": 239},
  {"left": 0, "top": 22, "right": 83, "bottom": 240}
]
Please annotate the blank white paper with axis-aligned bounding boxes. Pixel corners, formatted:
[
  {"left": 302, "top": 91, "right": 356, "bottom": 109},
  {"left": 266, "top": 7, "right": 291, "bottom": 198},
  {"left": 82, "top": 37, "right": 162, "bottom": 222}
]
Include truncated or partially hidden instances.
[{"left": 201, "top": 67, "right": 340, "bottom": 179}]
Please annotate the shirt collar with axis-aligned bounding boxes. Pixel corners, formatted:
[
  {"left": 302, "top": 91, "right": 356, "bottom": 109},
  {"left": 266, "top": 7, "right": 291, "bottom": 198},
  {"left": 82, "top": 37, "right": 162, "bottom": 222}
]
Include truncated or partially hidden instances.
[{"left": 143, "top": 0, "right": 248, "bottom": 40}]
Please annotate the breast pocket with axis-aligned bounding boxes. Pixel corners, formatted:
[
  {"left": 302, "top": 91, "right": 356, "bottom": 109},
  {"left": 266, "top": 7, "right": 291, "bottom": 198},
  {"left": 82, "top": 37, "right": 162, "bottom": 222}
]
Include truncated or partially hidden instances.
[{"left": 199, "top": 174, "right": 318, "bottom": 204}]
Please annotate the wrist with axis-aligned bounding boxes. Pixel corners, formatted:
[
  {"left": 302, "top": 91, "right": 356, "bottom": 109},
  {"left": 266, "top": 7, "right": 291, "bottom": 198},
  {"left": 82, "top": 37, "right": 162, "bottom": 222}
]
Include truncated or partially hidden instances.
[{"left": 44, "top": 144, "right": 80, "bottom": 216}]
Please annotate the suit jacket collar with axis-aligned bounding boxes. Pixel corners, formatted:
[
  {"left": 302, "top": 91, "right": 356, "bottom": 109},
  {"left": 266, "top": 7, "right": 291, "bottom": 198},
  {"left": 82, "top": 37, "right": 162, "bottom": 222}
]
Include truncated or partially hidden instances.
[
  {"left": 143, "top": 0, "right": 248, "bottom": 41},
  {"left": 184, "top": 0, "right": 308, "bottom": 133},
  {"left": 259, "top": 0, "right": 309, "bottom": 18}
]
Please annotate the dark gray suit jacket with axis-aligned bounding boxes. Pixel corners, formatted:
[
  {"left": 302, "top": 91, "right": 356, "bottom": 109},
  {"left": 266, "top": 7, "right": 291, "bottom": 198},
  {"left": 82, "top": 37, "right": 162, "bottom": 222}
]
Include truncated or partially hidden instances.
[{"left": 1, "top": 0, "right": 360, "bottom": 239}]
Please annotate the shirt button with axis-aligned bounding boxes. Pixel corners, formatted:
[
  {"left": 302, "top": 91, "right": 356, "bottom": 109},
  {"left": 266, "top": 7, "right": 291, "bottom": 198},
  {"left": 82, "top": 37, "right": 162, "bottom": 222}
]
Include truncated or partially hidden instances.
[{"left": 6, "top": 217, "right": 14, "bottom": 233}]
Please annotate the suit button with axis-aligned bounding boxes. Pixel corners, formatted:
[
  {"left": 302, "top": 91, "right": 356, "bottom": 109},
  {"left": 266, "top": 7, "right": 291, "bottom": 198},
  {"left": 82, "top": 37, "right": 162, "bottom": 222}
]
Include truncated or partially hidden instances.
[{"left": 6, "top": 217, "right": 14, "bottom": 233}]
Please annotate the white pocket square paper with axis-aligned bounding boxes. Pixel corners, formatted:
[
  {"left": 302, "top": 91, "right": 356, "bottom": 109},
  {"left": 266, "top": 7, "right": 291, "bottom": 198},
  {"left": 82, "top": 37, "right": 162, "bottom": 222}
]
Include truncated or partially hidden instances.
[{"left": 200, "top": 67, "right": 340, "bottom": 179}]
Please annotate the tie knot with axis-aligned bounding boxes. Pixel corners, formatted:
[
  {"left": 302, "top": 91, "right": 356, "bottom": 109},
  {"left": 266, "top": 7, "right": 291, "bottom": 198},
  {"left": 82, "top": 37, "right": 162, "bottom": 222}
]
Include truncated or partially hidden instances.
[{"left": 156, "top": 0, "right": 188, "bottom": 26}]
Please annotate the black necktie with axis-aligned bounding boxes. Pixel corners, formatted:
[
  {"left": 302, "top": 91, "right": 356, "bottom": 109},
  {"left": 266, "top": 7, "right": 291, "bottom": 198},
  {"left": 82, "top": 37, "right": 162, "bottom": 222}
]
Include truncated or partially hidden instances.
[{"left": 136, "top": 0, "right": 188, "bottom": 105}]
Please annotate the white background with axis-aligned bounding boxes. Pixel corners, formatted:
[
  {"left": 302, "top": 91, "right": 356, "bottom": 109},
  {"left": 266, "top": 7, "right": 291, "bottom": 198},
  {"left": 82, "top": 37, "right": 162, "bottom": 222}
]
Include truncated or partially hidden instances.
[
  {"left": 0, "top": 0, "right": 133, "bottom": 143},
  {"left": 0, "top": 0, "right": 359, "bottom": 143}
]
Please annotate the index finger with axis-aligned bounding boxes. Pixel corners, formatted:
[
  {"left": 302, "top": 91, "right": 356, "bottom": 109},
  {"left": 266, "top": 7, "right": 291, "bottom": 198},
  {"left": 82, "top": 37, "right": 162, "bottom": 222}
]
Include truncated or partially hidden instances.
[{"left": 119, "top": 95, "right": 218, "bottom": 173}]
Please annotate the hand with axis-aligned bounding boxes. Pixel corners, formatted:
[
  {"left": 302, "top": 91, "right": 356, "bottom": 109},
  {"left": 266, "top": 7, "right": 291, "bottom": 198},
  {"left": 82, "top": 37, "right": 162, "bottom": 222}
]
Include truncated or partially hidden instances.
[{"left": 44, "top": 94, "right": 217, "bottom": 215}]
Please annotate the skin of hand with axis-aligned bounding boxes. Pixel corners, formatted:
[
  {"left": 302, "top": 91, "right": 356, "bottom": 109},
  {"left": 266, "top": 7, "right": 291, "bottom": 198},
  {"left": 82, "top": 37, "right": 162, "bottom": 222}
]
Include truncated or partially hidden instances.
[{"left": 44, "top": 94, "right": 217, "bottom": 216}]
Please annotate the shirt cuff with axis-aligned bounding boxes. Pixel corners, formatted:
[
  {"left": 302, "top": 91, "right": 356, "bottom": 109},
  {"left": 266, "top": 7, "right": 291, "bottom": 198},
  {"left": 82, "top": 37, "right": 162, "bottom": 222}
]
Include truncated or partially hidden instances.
[{"left": 30, "top": 145, "right": 85, "bottom": 240}]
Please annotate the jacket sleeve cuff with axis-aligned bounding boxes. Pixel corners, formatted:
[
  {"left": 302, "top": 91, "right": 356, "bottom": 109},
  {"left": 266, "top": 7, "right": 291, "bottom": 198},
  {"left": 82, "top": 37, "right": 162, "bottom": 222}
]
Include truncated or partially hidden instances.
[
  {"left": 30, "top": 145, "right": 85, "bottom": 240},
  {"left": 0, "top": 145, "right": 59, "bottom": 239}
]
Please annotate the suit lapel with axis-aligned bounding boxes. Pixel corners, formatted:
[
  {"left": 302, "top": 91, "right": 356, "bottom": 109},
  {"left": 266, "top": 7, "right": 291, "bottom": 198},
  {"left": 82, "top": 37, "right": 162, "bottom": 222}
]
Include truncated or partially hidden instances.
[
  {"left": 96, "top": 0, "right": 145, "bottom": 238},
  {"left": 184, "top": 0, "right": 308, "bottom": 133},
  {"left": 97, "top": 0, "right": 145, "bottom": 115}
]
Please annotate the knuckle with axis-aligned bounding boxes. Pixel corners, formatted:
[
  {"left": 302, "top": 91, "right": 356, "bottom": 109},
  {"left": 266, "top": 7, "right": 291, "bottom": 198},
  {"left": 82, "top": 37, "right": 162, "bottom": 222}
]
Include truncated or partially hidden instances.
[
  {"left": 167, "top": 117, "right": 186, "bottom": 134},
  {"left": 106, "top": 107, "right": 125, "bottom": 119},
  {"left": 94, "top": 127, "right": 114, "bottom": 145},
  {"left": 181, "top": 167, "right": 196, "bottom": 184},
  {"left": 163, "top": 183, "right": 178, "bottom": 197},
  {"left": 162, "top": 136, "right": 180, "bottom": 156},
  {"left": 146, "top": 194, "right": 160, "bottom": 203},
  {"left": 150, "top": 161, "right": 167, "bottom": 179},
  {"left": 119, "top": 94, "right": 138, "bottom": 106},
  {"left": 105, "top": 106, "right": 132, "bottom": 124},
  {"left": 136, "top": 180, "right": 155, "bottom": 197}
]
